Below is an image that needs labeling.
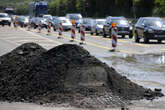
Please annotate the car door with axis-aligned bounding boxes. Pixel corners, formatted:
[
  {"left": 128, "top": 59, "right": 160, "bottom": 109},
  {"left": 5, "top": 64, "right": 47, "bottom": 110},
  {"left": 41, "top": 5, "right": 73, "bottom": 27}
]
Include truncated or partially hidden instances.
[
  {"left": 104, "top": 18, "right": 111, "bottom": 34},
  {"left": 138, "top": 19, "right": 146, "bottom": 37},
  {"left": 135, "top": 19, "right": 144, "bottom": 37},
  {"left": 92, "top": 20, "right": 96, "bottom": 32}
]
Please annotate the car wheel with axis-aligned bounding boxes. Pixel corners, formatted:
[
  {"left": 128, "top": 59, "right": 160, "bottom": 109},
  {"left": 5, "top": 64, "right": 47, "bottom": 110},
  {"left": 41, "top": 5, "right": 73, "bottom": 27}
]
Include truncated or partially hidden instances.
[
  {"left": 103, "top": 29, "right": 106, "bottom": 38},
  {"left": 129, "top": 34, "right": 133, "bottom": 39},
  {"left": 90, "top": 31, "right": 93, "bottom": 35},
  {"left": 54, "top": 28, "right": 56, "bottom": 31},
  {"left": 122, "top": 35, "right": 125, "bottom": 38},
  {"left": 135, "top": 32, "right": 140, "bottom": 43},
  {"left": 158, "top": 40, "right": 162, "bottom": 43},
  {"left": 96, "top": 30, "right": 99, "bottom": 36},
  {"left": 144, "top": 37, "right": 149, "bottom": 43},
  {"left": 8, "top": 23, "right": 11, "bottom": 27},
  {"left": 108, "top": 29, "right": 112, "bottom": 38}
]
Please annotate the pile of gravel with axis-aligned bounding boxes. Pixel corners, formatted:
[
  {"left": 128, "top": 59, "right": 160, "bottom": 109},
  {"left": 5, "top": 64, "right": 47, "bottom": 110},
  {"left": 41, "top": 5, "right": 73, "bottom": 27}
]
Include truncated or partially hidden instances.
[{"left": 0, "top": 43, "right": 163, "bottom": 108}]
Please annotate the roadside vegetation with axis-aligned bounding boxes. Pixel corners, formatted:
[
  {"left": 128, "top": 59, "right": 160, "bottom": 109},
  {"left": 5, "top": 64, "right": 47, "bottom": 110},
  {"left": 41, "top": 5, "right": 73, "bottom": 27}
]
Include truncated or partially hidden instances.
[{"left": 0, "top": 0, "right": 165, "bottom": 17}]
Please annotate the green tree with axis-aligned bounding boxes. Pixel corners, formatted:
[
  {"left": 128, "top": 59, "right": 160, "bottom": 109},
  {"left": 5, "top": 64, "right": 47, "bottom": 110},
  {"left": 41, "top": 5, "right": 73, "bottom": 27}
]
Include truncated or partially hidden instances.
[{"left": 153, "top": 0, "right": 165, "bottom": 16}]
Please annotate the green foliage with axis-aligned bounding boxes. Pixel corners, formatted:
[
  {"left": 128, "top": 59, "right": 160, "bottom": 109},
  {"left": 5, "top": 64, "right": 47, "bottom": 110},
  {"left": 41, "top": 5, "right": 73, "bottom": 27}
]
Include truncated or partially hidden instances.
[
  {"left": 1, "top": 0, "right": 165, "bottom": 17},
  {"left": 153, "top": 0, "right": 165, "bottom": 16}
]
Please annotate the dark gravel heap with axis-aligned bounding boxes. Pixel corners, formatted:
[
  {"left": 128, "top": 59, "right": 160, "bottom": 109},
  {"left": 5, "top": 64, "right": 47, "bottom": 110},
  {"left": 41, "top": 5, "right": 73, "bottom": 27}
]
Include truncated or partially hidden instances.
[
  {"left": 0, "top": 43, "right": 47, "bottom": 101},
  {"left": 0, "top": 42, "right": 46, "bottom": 74},
  {"left": 0, "top": 43, "right": 163, "bottom": 108}
]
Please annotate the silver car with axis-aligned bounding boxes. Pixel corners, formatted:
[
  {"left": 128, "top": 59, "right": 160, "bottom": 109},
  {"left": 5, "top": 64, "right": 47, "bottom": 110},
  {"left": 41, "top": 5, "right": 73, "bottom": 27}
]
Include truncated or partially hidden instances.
[
  {"left": 91, "top": 19, "right": 105, "bottom": 35},
  {"left": 58, "top": 17, "right": 72, "bottom": 31}
]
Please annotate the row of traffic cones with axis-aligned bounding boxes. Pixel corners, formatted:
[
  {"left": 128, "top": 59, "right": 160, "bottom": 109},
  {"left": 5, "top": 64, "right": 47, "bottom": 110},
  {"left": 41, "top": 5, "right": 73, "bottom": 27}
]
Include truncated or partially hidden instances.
[{"left": 27, "top": 20, "right": 118, "bottom": 50}]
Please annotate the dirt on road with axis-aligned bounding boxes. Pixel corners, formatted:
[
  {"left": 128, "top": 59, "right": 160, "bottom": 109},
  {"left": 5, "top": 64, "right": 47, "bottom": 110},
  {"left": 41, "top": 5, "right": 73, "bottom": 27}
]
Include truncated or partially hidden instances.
[{"left": 0, "top": 43, "right": 163, "bottom": 108}]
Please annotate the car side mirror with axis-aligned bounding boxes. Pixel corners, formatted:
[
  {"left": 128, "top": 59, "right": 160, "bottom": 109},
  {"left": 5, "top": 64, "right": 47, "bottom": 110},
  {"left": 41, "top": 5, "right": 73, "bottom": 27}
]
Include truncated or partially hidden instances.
[{"left": 142, "top": 23, "right": 145, "bottom": 26}]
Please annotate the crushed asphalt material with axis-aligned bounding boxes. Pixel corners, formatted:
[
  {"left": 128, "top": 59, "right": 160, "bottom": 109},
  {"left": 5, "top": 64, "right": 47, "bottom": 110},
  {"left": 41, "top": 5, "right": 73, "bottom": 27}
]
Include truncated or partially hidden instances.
[{"left": 0, "top": 43, "right": 163, "bottom": 108}]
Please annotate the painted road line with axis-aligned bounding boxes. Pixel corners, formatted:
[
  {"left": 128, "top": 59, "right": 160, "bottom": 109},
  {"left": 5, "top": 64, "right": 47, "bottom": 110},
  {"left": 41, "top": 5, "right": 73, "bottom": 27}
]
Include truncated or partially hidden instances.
[
  {"left": 90, "top": 35, "right": 150, "bottom": 48},
  {"left": 26, "top": 29, "right": 134, "bottom": 54},
  {"left": 0, "top": 37, "right": 19, "bottom": 45},
  {"left": 102, "top": 37, "right": 129, "bottom": 43},
  {"left": 50, "top": 32, "right": 133, "bottom": 54},
  {"left": 160, "top": 48, "right": 165, "bottom": 51},
  {"left": 19, "top": 28, "right": 62, "bottom": 45},
  {"left": 135, "top": 43, "right": 150, "bottom": 48}
]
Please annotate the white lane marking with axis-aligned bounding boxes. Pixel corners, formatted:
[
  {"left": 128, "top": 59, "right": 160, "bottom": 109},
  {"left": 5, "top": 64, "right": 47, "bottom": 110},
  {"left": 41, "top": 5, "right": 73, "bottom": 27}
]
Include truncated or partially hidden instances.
[{"left": 19, "top": 28, "right": 62, "bottom": 45}]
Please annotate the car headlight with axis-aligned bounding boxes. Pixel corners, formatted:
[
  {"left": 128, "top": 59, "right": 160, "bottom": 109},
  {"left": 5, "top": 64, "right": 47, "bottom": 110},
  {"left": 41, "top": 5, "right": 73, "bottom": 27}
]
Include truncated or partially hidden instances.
[
  {"left": 148, "top": 28, "right": 154, "bottom": 33},
  {"left": 129, "top": 26, "right": 133, "bottom": 30}
]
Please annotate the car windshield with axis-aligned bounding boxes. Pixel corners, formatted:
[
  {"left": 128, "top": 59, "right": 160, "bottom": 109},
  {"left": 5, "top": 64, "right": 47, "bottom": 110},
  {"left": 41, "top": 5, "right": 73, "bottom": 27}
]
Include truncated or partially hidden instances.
[
  {"left": 60, "top": 19, "right": 67, "bottom": 23},
  {"left": 96, "top": 20, "right": 105, "bottom": 25},
  {"left": 111, "top": 18, "right": 129, "bottom": 25},
  {"left": 22, "top": 17, "right": 28, "bottom": 21},
  {"left": 143, "top": 19, "right": 165, "bottom": 27},
  {"left": 82, "top": 19, "right": 91, "bottom": 24},
  {"left": 0, "top": 14, "right": 8, "bottom": 18}
]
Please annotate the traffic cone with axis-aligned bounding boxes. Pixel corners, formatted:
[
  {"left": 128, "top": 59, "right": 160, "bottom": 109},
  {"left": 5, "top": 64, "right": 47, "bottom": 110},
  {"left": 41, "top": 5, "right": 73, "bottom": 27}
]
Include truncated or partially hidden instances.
[
  {"left": 14, "top": 16, "right": 18, "bottom": 28},
  {"left": 70, "top": 23, "right": 76, "bottom": 42},
  {"left": 38, "top": 21, "right": 42, "bottom": 33},
  {"left": 53, "top": 25, "right": 56, "bottom": 31},
  {"left": 58, "top": 22, "right": 63, "bottom": 39},
  {"left": 27, "top": 21, "right": 31, "bottom": 31},
  {"left": 111, "top": 22, "right": 118, "bottom": 52},
  {"left": 80, "top": 24, "right": 85, "bottom": 45},
  {"left": 47, "top": 21, "right": 51, "bottom": 35}
]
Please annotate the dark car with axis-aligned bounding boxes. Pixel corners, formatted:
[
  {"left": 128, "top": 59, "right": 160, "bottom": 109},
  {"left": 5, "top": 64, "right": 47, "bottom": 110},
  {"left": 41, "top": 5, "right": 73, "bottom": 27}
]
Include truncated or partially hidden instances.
[
  {"left": 103, "top": 16, "right": 133, "bottom": 38},
  {"left": 134, "top": 17, "right": 165, "bottom": 43},
  {"left": 78, "top": 18, "right": 93, "bottom": 32},
  {"left": 51, "top": 16, "right": 59, "bottom": 31}
]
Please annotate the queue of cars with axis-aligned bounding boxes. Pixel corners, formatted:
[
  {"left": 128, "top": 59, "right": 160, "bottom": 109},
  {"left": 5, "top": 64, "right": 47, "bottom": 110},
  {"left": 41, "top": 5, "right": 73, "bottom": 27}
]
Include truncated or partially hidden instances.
[{"left": 1, "top": 12, "right": 165, "bottom": 44}]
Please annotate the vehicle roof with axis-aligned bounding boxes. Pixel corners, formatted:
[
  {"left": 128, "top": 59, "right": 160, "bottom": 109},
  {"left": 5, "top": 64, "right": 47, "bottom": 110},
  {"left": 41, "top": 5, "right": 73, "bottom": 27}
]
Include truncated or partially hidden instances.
[
  {"left": 110, "top": 16, "right": 126, "bottom": 19},
  {"left": 66, "top": 13, "right": 81, "bottom": 15},
  {"left": 43, "top": 14, "right": 52, "bottom": 16},
  {"left": 59, "top": 17, "right": 67, "bottom": 19},
  {"left": 96, "top": 19, "right": 105, "bottom": 21},
  {"left": 58, "top": 17, "right": 70, "bottom": 21},
  {"left": 139, "top": 17, "right": 161, "bottom": 19},
  {"left": 0, "top": 13, "right": 8, "bottom": 15}
]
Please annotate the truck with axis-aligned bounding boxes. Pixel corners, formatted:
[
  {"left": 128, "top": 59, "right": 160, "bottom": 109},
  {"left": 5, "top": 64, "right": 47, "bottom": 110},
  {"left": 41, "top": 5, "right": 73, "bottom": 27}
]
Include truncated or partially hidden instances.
[
  {"left": 5, "top": 8, "right": 14, "bottom": 16},
  {"left": 29, "top": 1, "right": 48, "bottom": 18}
]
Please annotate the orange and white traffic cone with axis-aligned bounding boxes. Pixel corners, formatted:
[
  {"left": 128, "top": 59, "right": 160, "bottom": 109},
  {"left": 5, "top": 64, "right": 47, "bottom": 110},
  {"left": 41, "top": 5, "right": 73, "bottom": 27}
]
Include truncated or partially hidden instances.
[
  {"left": 70, "top": 20, "right": 76, "bottom": 42},
  {"left": 70, "top": 24, "right": 76, "bottom": 42},
  {"left": 53, "top": 25, "right": 57, "bottom": 31},
  {"left": 80, "top": 24, "right": 85, "bottom": 45},
  {"left": 111, "top": 22, "right": 118, "bottom": 52},
  {"left": 58, "top": 22, "right": 63, "bottom": 39},
  {"left": 27, "top": 20, "right": 31, "bottom": 31},
  {"left": 14, "top": 16, "right": 18, "bottom": 28},
  {"left": 47, "top": 21, "right": 51, "bottom": 35},
  {"left": 38, "top": 21, "right": 42, "bottom": 33}
]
